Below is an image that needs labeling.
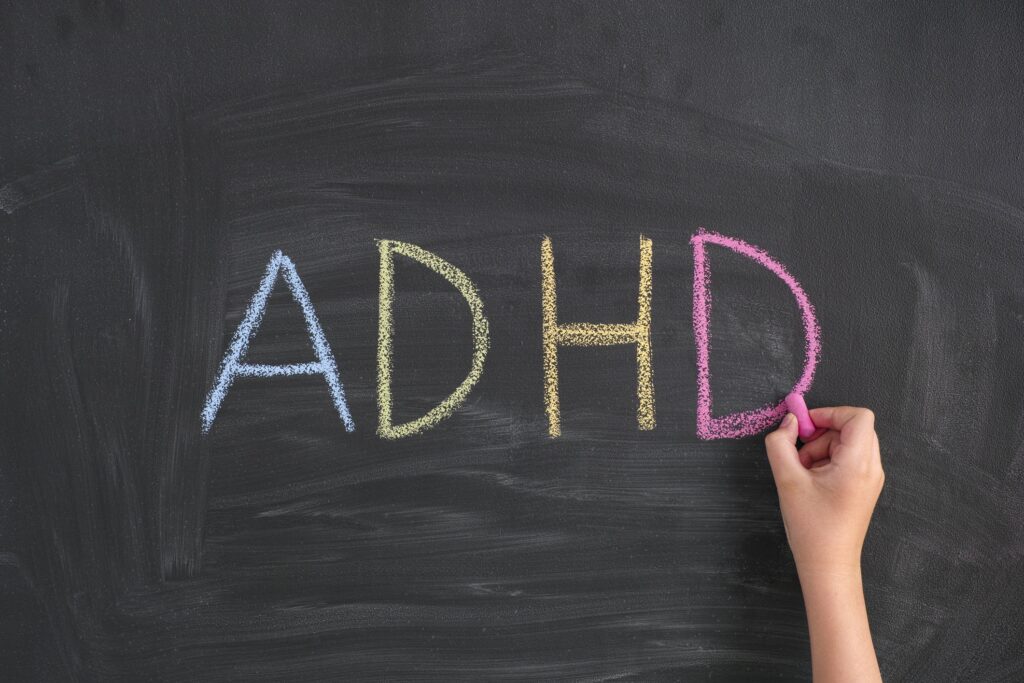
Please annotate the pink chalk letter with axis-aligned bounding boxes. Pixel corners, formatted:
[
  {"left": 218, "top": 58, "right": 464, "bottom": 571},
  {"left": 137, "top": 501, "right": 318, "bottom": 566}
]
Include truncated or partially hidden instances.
[{"left": 691, "top": 229, "right": 821, "bottom": 440}]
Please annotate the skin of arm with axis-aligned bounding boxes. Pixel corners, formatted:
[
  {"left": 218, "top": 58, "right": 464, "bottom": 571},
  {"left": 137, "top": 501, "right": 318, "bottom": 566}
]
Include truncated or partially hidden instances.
[{"left": 764, "top": 406, "right": 885, "bottom": 683}]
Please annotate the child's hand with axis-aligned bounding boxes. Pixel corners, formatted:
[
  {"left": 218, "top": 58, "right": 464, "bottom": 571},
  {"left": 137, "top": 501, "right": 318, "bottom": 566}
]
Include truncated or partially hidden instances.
[
  {"left": 764, "top": 406, "right": 885, "bottom": 581},
  {"left": 765, "top": 405, "right": 885, "bottom": 682}
]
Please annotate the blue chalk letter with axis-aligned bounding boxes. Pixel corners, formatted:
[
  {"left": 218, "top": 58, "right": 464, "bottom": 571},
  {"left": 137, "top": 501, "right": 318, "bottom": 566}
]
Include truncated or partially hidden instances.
[{"left": 201, "top": 250, "right": 356, "bottom": 433}]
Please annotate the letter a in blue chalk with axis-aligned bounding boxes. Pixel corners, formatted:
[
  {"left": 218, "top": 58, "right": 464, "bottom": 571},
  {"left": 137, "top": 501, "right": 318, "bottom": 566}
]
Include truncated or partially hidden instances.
[{"left": 201, "top": 250, "right": 356, "bottom": 434}]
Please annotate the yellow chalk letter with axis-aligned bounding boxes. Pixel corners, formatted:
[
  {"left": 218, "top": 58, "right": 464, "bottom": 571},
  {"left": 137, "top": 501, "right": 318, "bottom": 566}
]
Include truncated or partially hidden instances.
[
  {"left": 541, "top": 236, "right": 654, "bottom": 437},
  {"left": 377, "top": 240, "right": 490, "bottom": 439}
]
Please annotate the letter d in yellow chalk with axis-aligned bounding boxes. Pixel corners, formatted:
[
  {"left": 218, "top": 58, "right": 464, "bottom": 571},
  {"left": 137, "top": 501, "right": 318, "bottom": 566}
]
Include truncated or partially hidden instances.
[{"left": 376, "top": 240, "right": 490, "bottom": 439}]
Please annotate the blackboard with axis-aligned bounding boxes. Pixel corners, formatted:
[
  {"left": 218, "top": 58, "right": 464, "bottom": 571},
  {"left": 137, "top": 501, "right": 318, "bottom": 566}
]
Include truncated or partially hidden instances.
[{"left": 3, "top": 3, "right": 1024, "bottom": 680}]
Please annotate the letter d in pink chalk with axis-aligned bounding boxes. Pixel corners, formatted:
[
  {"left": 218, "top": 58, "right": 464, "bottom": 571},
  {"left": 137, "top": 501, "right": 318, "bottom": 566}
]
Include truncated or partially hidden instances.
[{"left": 691, "top": 229, "right": 821, "bottom": 440}]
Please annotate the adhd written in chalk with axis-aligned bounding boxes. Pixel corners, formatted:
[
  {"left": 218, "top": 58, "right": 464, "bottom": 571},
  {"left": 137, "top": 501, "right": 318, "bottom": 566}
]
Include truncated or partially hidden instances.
[{"left": 201, "top": 229, "right": 820, "bottom": 441}]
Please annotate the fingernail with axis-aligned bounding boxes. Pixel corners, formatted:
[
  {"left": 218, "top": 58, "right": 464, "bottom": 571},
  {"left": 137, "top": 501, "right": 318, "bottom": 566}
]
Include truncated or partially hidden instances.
[{"left": 783, "top": 413, "right": 796, "bottom": 427}]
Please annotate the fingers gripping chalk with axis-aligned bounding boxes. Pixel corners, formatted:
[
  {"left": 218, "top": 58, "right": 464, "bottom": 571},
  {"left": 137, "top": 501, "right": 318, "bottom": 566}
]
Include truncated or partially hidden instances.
[{"left": 785, "top": 392, "right": 817, "bottom": 440}]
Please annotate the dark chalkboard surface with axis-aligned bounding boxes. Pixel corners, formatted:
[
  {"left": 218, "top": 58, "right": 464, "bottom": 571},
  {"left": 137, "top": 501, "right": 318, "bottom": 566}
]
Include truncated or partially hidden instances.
[{"left": 3, "top": 3, "right": 1024, "bottom": 681}]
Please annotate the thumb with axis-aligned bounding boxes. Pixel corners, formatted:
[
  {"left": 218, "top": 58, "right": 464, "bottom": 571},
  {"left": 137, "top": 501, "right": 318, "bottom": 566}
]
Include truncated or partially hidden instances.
[{"left": 764, "top": 413, "right": 805, "bottom": 485}]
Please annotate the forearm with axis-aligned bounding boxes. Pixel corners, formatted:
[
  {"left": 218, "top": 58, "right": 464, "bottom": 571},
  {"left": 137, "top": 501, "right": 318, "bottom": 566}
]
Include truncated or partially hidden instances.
[{"left": 799, "top": 568, "right": 882, "bottom": 683}]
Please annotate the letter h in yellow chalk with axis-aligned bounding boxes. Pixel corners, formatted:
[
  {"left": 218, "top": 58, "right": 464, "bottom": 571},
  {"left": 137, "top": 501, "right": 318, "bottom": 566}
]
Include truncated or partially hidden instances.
[{"left": 541, "top": 236, "right": 654, "bottom": 437}]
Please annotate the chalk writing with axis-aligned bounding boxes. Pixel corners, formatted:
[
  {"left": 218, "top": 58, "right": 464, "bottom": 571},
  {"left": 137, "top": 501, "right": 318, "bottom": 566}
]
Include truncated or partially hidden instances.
[
  {"left": 201, "top": 232, "right": 816, "bottom": 440},
  {"left": 541, "top": 236, "right": 655, "bottom": 437},
  {"left": 201, "top": 250, "right": 356, "bottom": 433},
  {"left": 376, "top": 240, "right": 490, "bottom": 439},
  {"left": 691, "top": 229, "right": 820, "bottom": 439}
]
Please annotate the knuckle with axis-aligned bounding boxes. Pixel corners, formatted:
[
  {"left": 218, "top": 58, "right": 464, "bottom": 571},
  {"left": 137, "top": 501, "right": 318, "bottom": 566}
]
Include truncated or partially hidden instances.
[{"left": 860, "top": 408, "right": 876, "bottom": 425}]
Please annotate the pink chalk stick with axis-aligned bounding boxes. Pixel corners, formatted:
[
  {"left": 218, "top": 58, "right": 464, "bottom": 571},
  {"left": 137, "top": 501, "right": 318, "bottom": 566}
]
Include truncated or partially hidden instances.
[{"left": 785, "top": 392, "right": 817, "bottom": 440}]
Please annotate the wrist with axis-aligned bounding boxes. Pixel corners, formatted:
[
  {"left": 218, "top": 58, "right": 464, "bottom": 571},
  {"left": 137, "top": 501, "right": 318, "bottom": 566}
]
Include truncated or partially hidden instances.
[
  {"left": 798, "top": 563, "right": 868, "bottom": 632},
  {"left": 796, "top": 559, "right": 863, "bottom": 590}
]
